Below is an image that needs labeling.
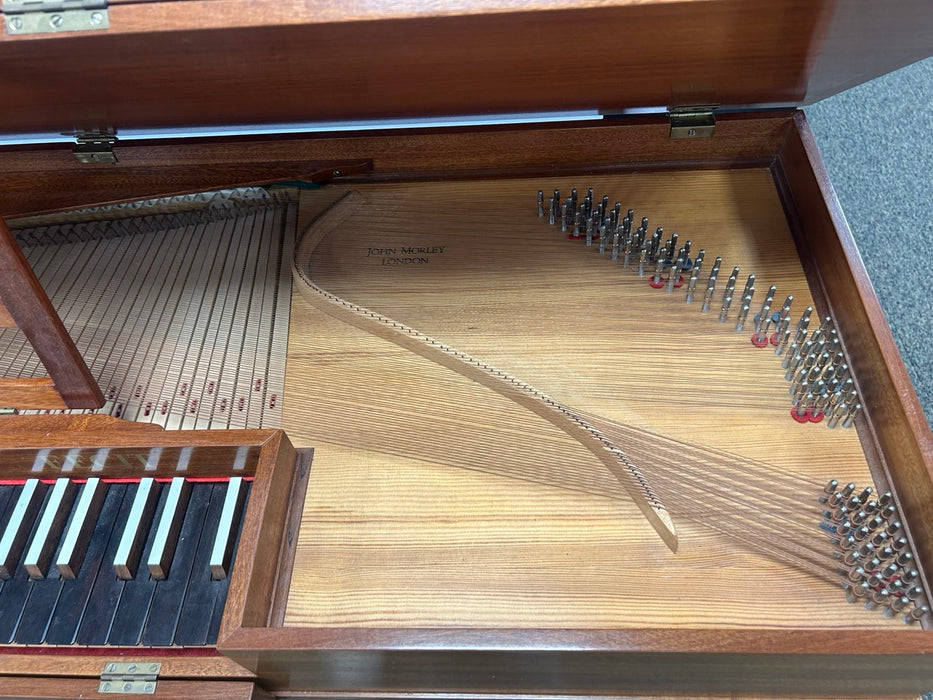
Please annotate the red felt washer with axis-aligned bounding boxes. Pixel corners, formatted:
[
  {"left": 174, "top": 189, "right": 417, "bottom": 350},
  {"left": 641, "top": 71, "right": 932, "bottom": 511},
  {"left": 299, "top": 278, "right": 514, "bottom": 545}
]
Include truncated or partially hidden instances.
[
  {"left": 791, "top": 407, "right": 810, "bottom": 423},
  {"left": 750, "top": 334, "right": 769, "bottom": 347}
]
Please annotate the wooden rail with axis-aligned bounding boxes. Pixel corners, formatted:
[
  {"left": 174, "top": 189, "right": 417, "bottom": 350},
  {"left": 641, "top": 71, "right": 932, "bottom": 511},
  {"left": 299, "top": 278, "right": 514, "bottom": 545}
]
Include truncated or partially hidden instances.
[{"left": 0, "top": 218, "right": 103, "bottom": 409}]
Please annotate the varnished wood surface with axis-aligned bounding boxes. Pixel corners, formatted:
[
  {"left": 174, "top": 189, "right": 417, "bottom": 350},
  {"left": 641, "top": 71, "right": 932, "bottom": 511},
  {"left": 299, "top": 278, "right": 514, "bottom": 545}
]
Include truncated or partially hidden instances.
[
  {"left": 0, "top": 116, "right": 788, "bottom": 217},
  {"left": 278, "top": 171, "right": 894, "bottom": 634},
  {"left": 0, "top": 650, "right": 254, "bottom": 680},
  {"left": 0, "top": 678, "right": 270, "bottom": 700},
  {"left": 0, "top": 416, "right": 292, "bottom": 695},
  {"left": 776, "top": 112, "right": 933, "bottom": 607},
  {"left": 0, "top": 218, "right": 103, "bottom": 408},
  {"left": 0, "top": 1, "right": 931, "bottom": 135},
  {"left": 0, "top": 114, "right": 929, "bottom": 696},
  {"left": 0, "top": 377, "right": 66, "bottom": 408},
  {"left": 0, "top": 299, "right": 14, "bottom": 328}
]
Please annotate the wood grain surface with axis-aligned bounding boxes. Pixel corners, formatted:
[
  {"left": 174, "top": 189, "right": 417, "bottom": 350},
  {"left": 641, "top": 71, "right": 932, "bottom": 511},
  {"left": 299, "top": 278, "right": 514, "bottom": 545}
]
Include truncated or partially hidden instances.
[
  {"left": 279, "top": 171, "right": 901, "bottom": 632},
  {"left": 0, "top": 1, "right": 931, "bottom": 134},
  {"left": 0, "top": 218, "right": 103, "bottom": 408}
]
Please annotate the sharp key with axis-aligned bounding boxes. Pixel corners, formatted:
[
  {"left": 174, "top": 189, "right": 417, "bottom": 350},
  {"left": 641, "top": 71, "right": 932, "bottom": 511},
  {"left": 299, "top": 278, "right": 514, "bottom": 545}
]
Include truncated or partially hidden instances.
[
  {"left": 23, "top": 478, "right": 77, "bottom": 579},
  {"left": 209, "top": 477, "right": 248, "bottom": 580},
  {"left": 54, "top": 477, "right": 107, "bottom": 580},
  {"left": 0, "top": 480, "right": 49, "bottom": 579},
  {"left": 113, "top": 477, "right": 161, "bottom": 580},
  {"left": 147, "top": 477, "right": 192, "bottom": 580}
]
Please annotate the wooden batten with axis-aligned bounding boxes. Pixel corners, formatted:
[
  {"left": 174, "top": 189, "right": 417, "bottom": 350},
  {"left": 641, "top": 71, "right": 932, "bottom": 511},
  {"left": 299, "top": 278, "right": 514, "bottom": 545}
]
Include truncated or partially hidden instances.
[
  {"left": 0, "top": 218, "right": 103, "bottom": 409},
  {"left": 0, "top": 114, "right": 794, "bottom": 217},
  {"left": 0, "top": 298, "right": 14, "bottom": 328},
  {"left": 0, "top": 378, "right": 66, "bottom": 409}
]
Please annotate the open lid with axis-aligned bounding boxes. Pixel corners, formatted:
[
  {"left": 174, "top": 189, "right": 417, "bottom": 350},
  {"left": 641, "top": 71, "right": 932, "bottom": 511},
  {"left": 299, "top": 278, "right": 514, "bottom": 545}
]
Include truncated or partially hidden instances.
[{"left": 0, "top": 0, "right": 931, "bottom": 137}]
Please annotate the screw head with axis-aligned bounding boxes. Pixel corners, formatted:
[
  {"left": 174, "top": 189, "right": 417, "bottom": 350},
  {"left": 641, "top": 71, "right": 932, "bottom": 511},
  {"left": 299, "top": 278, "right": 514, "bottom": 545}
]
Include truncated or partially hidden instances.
[
  {"left": 8, "top": 16, "right": 23, "bottom": 30},
  {"left": 89, "top": 11, "right": 104, "bottom": 25},
  {"left": 49, "top": 13, "right": 63, "bottom": 27}
]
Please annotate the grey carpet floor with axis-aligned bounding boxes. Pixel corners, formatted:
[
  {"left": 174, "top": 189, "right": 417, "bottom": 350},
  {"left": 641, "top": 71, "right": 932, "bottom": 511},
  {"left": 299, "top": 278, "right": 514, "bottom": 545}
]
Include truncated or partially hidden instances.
[{"left": 806, "top": 56, "right": 933, "bottom": 430}]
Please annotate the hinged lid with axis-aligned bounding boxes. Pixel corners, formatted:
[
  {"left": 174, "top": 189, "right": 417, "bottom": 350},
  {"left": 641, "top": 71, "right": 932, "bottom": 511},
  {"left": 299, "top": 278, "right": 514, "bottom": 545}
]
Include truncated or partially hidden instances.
[{"left": 0, "top": 0, "right": 930, "bottom": 137}]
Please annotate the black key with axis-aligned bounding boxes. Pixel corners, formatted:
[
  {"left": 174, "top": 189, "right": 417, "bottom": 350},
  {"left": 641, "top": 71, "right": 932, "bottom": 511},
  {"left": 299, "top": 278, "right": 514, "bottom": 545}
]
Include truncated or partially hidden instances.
[
  {"left": 0, "top": 484, "right": 17, "bottom": 526},
  {"left": 0, "top": 484, "right": 53, "bottom": 642},
  {"left": 14, "top": 554, "right": 63, "bottom": 643},
  {"left": 0, "top": 480, "right": 48, "bottom": 579},
  {"left": 174, "top": 481, "right": 243, "bottom": 646},
  {"left": 147, "top": 477, "right": 191, "bottom": 580},
  {"left": 209, "top": 477, "right": 248, "bottom": 580},
  {"left": 0, "top": 483, "right": 21, "bottom": 596},
  {"left": 44, "top": 483, "right": 126, "bottom": 645},
  {"left": 204, "top": 485, "right": 250, "bottom": 645},
  {"left": 106, "top": 484, "right": 171, "bottom": 646},
  {"left": 141, "top": 483, "right": 211, "bottom": 646},
  {"left": 56, "top": 477, "right": 108, "bottom": 579},
  {"left": 72, "top": 482, "right": 139, "bottom": 646}
]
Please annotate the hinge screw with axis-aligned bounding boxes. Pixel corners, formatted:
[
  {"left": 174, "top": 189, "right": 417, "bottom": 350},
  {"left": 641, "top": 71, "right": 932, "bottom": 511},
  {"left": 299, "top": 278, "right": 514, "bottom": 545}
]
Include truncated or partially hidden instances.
[
  {"left": 90, "top": 11, "right": 104, "bottom": 25},
  {"left": 8, "top": 17, "right": 23, "bottom": 31},
  {"left": 49, "top": 13, "right": 63, "bottom": 27}
]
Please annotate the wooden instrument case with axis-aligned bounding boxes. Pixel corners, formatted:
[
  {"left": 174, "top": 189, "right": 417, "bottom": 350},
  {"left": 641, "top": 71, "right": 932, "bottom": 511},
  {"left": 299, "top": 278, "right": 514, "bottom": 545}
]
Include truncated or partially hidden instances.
[{"left": 0, "top": 1, "right": 932, "bottom": 697}]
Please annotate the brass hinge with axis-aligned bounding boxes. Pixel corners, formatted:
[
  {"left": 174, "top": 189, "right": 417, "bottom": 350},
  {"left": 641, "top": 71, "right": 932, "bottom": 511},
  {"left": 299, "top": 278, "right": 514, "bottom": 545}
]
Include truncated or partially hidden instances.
[
  {"left": 99, "top": 661, "right": 160, "bottom": 695},
  {"left": 2, "top": 0, "right": 108, "bottom": 35},
  {"left": 73, "top": 128, "right": 118, "bottom": 164},
  {"left": 669, "top": 106, "right": 716, "bottom": 139}
]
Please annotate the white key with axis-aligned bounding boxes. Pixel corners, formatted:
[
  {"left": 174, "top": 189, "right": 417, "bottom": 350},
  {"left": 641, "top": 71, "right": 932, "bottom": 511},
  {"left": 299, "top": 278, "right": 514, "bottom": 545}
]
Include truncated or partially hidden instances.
[
  {"left": 24, "top": 478, "right": 76, "bottom": 579},
  {"left": 56, "top": 477, "right": 107, "bottom": 579},
  {"left": 147, "top": 477, "right": 191, "bottom": 580},
  {"left": 112, "top": 478, "right": 160, "bottom": 580},
  {"left": 0, "top": 479, "right": 48, "bottom": 579},
  {"left": 209, "top": 477, "right": 247, "bottom": 580}
]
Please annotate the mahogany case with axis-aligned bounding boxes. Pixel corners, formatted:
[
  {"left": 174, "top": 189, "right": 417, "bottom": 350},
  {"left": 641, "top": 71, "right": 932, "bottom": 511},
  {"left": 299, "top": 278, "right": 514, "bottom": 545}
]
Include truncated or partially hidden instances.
[{"left": 0, "top": 1, "right": 932, "bottom": 697}]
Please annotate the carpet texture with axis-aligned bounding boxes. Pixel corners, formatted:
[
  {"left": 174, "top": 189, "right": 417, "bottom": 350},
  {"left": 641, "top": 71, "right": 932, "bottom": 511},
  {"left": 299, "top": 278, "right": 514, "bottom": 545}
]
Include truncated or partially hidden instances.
[{"left": 806, "top": 57, "right": 933, "bottom": 430}]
